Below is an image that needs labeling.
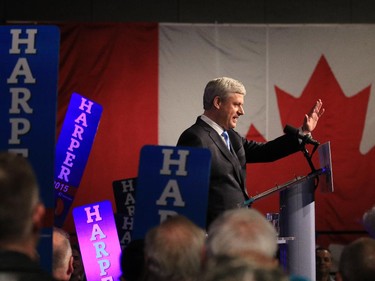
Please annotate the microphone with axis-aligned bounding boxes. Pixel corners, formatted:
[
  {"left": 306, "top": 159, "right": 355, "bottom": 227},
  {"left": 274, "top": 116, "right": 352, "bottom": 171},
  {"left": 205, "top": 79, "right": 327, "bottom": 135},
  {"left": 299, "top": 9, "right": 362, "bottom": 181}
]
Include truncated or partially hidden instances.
[{"left": 283, "top": 124, "right": 320, "bottom": 146}]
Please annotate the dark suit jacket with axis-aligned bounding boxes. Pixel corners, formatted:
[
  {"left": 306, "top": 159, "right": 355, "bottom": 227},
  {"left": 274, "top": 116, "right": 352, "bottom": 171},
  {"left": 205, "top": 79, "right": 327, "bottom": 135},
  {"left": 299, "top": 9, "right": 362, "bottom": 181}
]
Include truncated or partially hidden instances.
[
  {"left": 177, "top": 116, "right": 301, "bottom": 227},
  {"left": 0, "top": 250, "right": 56, "bottom": 281}
]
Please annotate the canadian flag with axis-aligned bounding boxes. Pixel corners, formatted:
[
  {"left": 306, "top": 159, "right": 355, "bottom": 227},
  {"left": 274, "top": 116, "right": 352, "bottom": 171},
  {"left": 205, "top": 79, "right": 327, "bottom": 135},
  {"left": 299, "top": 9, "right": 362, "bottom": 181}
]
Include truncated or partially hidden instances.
[{"left": 58, "top": 23, "right": 375, "bottom": 247}]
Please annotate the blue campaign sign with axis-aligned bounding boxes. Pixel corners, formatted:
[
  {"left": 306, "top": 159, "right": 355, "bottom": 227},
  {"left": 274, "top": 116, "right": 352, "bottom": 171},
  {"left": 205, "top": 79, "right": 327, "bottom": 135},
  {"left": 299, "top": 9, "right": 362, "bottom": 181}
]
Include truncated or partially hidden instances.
[
  {"left": 73, "top": 200, "right": 122, "bottom": 281},
  {"left": 0, "top": 25, "right": 60, "bottom": 272},
  {"left": 112, "top": 177, "right": 137, "bottom": 215},
  {"left": 132, "top": 145, "right": 211, "bottom": 239},
  {"left": 54, "top": 92, "right": 103, "bottom": 227},
  {"left": 113, "top": 178, "right": 137, "bottom": 248},
  {"left": 0, "top": 25, "right": 59, "bottom": 204}
]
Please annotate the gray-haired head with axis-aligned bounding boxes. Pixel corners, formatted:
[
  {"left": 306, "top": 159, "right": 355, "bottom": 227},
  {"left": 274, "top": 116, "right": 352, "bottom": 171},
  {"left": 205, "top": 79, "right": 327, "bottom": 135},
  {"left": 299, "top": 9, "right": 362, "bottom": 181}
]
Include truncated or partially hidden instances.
[
  {"left": 203, "top": 255, "right": 289, "bottom": 281},
  {"left": 144, "top": 215, "right": 206, "bottom": 281},
  {"left": 53, "top": 227, "right": 73, "bottom": 281},
  {"left": 338, "top": 237, "right": 375, "bottom": 281},
  {"left": 203, "top": 77, "right": 246, "bottom": 110},
  {"left": 206, "top": 208, "right": 278, "bottom": 261}
]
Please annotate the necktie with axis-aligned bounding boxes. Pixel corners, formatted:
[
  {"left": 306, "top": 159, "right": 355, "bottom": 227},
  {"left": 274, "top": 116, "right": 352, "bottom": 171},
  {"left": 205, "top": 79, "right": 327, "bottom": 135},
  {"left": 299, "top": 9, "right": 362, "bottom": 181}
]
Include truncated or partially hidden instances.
[{"left": 222, "top": 131, "right": 231, "bottom": 150}]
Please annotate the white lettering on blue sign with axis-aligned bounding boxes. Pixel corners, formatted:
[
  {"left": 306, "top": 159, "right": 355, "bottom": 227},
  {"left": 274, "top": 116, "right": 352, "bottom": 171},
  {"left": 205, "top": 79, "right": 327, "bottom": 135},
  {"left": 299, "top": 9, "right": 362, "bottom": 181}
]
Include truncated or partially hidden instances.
[
  {"left": 124, "top": 193, "right": 135, "bottom": 206},
  {"left": 121, "top": 179, "right": 135, "bottom": 192},
  {"left": 126, "top": 205, "right": 135, "bottom": 216},
  {"left": 78, "top": 97, "right": 94, "bottom": 113},
  {"left": 9, "top": 29, "right": 37, "bottom": 54},
  {"left": 84, "top": 205, "right": 103, "bottom": 223},
  {"left": 58, "top": 97, "right": 93, "bottom": 182},
  {"left": 6, "top": 29, "right": 38, "bottom": 157},
  {"left": 93, "top": 241, "right": 109, "bottom": 258},
  {"left": 120, "top": 231, "right": 131, "bottom": 246},
  {"left": 9, "top": 88, "right": 33, "bottom": 113},
  {"left": 158, "top": 210, "right": 178, "bottom": 222},
  {"left": 84, "top": 204, "right": 113, "bottom": 279},
  {"left": 101, "top": 277, "right": 114, "bottom": 281},
  {"left": 7, "top": 58, "right": 36, "bottom": 83},
  {"left": 156, "top": 179, "right": 185, "bottom": 207},
  {"left": 159, "top": 149, "right": 189, "bottom": 176},
  {"left": 120, "top": 216, "right": 133, "bottom": 247},
  {"left": 91, "top": 224, "right": 107, "bottom": 241},
  {"left": 156, "top": 149, "right": 190, "bottom": 222},
  {"left": 8, "top": 118, "right": 30, "bottom": 144},
  {"left": 121, "top": 216, "right": 133, "bottom": 230}
]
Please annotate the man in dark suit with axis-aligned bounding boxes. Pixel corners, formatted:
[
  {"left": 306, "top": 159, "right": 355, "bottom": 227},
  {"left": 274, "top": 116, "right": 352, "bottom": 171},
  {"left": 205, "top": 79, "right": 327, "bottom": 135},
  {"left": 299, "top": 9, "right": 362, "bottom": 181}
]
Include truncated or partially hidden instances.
[{"left": 177, "top": 77, "right": 325, "bottom": 227}]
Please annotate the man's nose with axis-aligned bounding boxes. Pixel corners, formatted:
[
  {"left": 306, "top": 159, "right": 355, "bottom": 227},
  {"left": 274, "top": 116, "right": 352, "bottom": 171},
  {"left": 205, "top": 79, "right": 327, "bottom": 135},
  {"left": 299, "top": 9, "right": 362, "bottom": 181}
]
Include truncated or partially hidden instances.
[{"left": 239, "top": 105, "right": 245, "bottom": 115}]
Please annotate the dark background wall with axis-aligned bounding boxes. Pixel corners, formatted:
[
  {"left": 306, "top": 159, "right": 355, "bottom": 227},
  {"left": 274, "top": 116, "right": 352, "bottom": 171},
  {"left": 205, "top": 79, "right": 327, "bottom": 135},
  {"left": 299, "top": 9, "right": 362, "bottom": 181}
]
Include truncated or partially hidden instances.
[{"left": 2, "top": 0, "right": 375, "bottom": 23}]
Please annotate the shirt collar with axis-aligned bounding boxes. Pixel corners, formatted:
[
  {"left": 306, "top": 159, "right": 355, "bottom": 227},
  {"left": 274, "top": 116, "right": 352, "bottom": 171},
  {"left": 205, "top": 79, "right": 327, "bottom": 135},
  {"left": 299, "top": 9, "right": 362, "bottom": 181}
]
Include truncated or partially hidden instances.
[{"left": 200, "top": 114, "right": 225, "bottom": 136}]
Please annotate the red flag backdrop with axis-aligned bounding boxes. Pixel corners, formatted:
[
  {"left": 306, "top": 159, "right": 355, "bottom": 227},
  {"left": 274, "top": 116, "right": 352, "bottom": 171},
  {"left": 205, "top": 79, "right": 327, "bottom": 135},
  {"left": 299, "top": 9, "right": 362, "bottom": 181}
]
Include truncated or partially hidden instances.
[
  {"left": 57, "top": 23, "right": 159, "bottom": 233},
  {"left": 57, "top": 23, "right": 375, "bottom": 248}
]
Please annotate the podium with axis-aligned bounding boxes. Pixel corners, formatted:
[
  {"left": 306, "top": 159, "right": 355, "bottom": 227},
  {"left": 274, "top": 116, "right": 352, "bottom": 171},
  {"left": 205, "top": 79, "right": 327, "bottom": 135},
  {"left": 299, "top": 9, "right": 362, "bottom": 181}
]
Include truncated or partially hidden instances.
[
  {"left": 239, "top": 141, "right": 333, "bottom": 281},
  {"left": 279, "top": 176, "right": 316, "bottom": 280}
]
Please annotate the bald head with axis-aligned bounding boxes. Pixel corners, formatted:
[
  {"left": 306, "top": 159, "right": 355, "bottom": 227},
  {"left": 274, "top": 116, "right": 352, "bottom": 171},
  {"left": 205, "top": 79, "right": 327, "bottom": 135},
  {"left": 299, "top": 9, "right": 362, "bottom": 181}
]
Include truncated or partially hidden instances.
[{"left": 53, "top": 227, "right": 73, "bottom": 281}]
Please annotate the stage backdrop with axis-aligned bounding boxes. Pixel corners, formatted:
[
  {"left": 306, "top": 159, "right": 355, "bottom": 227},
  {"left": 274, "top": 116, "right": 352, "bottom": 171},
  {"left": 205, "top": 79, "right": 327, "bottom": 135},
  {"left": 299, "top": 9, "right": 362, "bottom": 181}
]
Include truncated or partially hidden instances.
[{"left": 57, "top": 23, "right": 375, "bottom": 247}]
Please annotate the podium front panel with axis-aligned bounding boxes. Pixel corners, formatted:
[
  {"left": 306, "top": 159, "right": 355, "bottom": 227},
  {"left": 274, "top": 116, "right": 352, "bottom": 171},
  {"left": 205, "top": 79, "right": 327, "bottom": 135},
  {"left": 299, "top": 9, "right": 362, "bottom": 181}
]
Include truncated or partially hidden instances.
[{"left": 280, "top": 177, "right": 316, "bottom": 280}]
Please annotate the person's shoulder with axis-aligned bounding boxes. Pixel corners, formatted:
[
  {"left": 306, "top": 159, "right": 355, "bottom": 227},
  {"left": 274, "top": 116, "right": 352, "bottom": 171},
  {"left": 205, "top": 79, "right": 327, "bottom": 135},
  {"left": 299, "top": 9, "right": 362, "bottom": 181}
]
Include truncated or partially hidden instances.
[
  {"left": 0, "top": 267, "right": 57, "bottom": 281},
  {"left": 179, "top": 117, "right": 211, "bottom": 135},
  {"left": 0, "top": 250, "right": 57, "bottom": 281},
  {"left": 228, "top": 129, "right": 242, "bottom": 138},
  {"left": 289, "top": 275, "right": 311, "bottom": 281}
]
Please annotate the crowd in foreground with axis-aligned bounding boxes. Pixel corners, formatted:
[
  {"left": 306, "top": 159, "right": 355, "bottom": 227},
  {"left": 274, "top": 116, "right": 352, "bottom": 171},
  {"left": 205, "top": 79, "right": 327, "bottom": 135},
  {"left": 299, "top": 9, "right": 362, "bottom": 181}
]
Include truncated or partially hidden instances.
[
  {"left": 0, "top": 152, "right": 374, "bottom": 281},
  {"left": 120, "top": 210, "right": 375, "bottom": 281}
]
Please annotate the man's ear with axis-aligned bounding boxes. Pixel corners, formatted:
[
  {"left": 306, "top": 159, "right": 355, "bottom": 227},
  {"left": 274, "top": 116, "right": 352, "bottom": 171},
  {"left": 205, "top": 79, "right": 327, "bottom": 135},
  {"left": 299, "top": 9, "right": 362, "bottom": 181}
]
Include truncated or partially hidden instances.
[
  {"left": 32, "top": 202, "right": 46, "bottom": 231},
  {"left": 213, "top": 96, "right": 221, "bottom": 109},
  {"left": 68, "top": 255, "right": 74, "bottom": 276}
]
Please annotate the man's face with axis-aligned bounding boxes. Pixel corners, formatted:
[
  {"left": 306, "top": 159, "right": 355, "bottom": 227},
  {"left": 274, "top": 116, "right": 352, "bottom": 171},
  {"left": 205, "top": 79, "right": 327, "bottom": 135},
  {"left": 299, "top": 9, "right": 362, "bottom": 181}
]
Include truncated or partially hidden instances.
[
  {"left": 316, "top": 249, "right": 333, "bottom": 275},
  {"left": 217, "top": 93, "right": 244, "bottom": 130},
  {"left": 72, "top": 248, "right": 84, "bottom": 276}
]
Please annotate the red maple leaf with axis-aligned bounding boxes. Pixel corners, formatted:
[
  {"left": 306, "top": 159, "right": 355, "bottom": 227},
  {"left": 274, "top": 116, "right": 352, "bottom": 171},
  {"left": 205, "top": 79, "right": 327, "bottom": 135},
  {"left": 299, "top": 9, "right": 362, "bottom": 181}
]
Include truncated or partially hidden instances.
[{"left": 246, "top": 55, "right": 375, "bottom": 247}]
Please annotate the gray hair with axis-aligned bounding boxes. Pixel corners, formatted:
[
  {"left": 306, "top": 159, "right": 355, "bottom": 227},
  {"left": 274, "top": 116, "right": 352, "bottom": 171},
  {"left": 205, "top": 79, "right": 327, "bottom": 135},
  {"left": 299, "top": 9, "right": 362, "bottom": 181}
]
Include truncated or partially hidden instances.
[
  {"left": 203, "top": 255, "right": 289, "bottom": 281},
  {"left": 0, "top": 152, "right": 40, "bottom": 243},
  {"left": 52, "top": 227, "right": 72, "bottom": 279},
  {"left": 206, "top": 208, "right": 278, "bottom": 260},
  {"left": 338, "top": 237, "right": 375, "bottom": 281},
  {"left": 203, "top": 77, "right": 246, "bottom": 110},
  {"left": 144, "top": 215, "right": 206, "bottom": 281}
]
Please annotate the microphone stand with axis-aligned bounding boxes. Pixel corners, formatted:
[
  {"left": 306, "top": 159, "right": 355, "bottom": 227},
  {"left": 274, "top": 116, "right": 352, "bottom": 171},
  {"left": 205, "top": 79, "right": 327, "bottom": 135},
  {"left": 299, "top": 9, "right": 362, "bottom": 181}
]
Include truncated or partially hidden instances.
[
  {"left": 300, "top": 140, "right": 319, "bottom": 174},
  {"left": 238, "top": 140, "right": 322, "bottom": 208},
  {"left": 300, "top": 140, "right": 322, "bottom": 191}
]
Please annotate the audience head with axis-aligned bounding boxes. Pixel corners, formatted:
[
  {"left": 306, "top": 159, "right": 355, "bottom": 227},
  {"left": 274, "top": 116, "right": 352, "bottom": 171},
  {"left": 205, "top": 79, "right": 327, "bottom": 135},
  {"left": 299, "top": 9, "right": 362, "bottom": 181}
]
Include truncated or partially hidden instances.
[
  {"left": 363, "top": 205, "right": 375, "bottom": 238},
  {"left": 53, "top": 227, "right": 74, "bottom": 281},
  {"left": 316, "top": 247, "right": 333, "bottom": 281},
  {"left": 203, "top": 255, "right": 289, "bottom": 281},
  {"left": 144, "top": 215, "right": 206, "bottom": 281},
  {"left": 337, "top": 237, "right": 375, "bottom": 281},
  {"left": 205, "top": 208, "right": 278, "bottom": 268},
  {"left": 0, "top": 151, "right": 45, "bottom": 259},
  {"left": 70, "top": 243, "right": 85, "bottom": 281},
  {"left": 120, "top": 239, "right": 145, "bottom": 281}
]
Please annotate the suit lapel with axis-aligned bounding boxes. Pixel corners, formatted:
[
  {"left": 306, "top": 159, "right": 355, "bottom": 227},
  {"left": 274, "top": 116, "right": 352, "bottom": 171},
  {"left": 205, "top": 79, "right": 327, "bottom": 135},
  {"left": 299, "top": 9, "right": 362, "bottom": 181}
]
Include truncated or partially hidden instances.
[{"left": 197, "top": 118, "right": 244, "bottom": 186}]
